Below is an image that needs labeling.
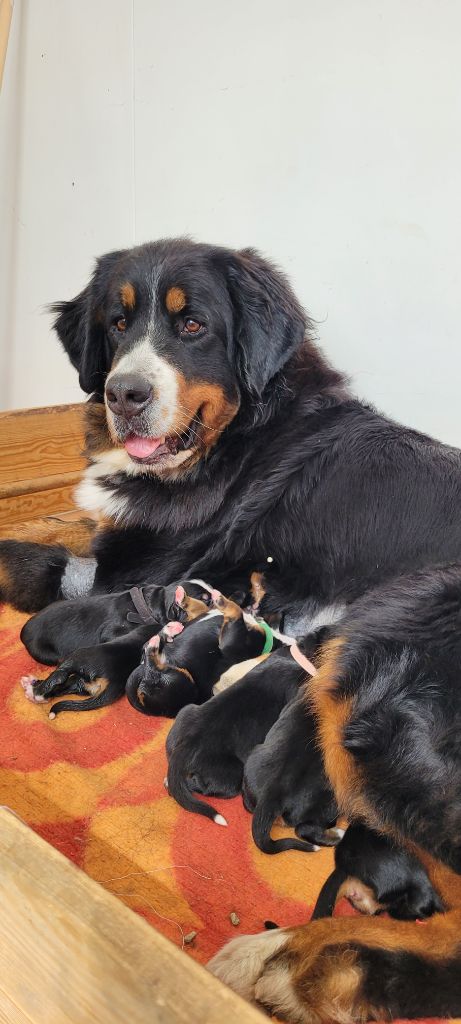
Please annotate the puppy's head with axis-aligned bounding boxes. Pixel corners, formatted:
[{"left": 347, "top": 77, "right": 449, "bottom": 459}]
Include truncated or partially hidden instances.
[
  {"left": 211, "top": 589, "right": 270, "bottom": 659},
  {"left": 125, "top": 636, "right": 196, "bottom": 717},
  {"left": 52, "top": 239, "right": 307, "bottom": 478},
  {"left": 167, "top": 584, "right": 209, "bottom": 624}
]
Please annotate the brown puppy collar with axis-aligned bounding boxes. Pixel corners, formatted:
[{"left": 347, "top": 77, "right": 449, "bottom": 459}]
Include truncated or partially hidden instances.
[{"left": 127, "top": 587, "right": 157, "bottom": 624}]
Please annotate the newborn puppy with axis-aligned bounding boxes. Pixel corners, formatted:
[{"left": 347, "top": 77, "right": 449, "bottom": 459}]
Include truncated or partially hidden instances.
[
  {"left": 20, "top": 577, "right": 212, "bottom": 665},
  {"left": 311, "top": 823, "right": 444, "bottom": 920},
  {"left": 21, "top": 623, "right": 155, "bottom": 718},
  {"left": 22, "top": 585, "right": 209, "bottom": 717},
  {"left": 242, "top": 696, "right": 340, "bottom": 854},
  {"left": 165, "top": 636, "right": 319, "bottom": 826},
  {"left": 126, "top": 590, "right": 276, "bottom": 717}
]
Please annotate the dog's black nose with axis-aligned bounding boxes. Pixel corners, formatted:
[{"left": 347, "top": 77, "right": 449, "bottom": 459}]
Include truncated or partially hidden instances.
[{"left": 105, "top": 374, "right": 153, "bottom": 419}]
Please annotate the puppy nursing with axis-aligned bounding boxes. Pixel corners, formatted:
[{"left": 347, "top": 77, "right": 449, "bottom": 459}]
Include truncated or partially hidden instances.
[
  {"left": 126, "top": 589, "right": 276, "bottom": 716},
  {"left": 311, "top": 823, "right": 443, "bottom": 921},
  {"left": 243, "top": 695, "right": 340, "bottom": 854},
  {"left": 165, "top": 641, "right": 320, "bottom": 828},
  {"left": 21, "top": 580, "right": 211, "bottom": 717}
]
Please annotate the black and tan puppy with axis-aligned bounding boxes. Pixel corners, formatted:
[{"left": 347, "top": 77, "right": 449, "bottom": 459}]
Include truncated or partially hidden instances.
[
  {"left": 165, "top": 637, "right": 320, "bottom": 826},
  {"left": 311, "top": 823, "right": 443, "bottom": 921},
  {"left": 126, "top": 590, "right": 276, "bottom": 718},
  {"left": 21, "top": 622, "right": 155, "bottom": 718},
  {"left": 22, "top": 585, "right": 209, "bottom": 717},
  {"left": 242, "top": 696, "right": 340, "bottom": 854},
  {"left": 20, "top": 578, "right": 212, "bottom": 665}
]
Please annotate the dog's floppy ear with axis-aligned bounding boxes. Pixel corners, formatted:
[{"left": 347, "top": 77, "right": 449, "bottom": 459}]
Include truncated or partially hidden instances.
[
  {"left": 226, "top": 248, "right": 308, "bottom": 395},
  {"left": 50, "top": 249, "right": 127, "bottom": 394}
]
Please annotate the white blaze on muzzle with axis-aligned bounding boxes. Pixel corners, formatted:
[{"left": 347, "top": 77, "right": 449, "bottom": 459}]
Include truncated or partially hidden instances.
[{"left": 105, "top": 337, "right": 180, "bottom": 437}]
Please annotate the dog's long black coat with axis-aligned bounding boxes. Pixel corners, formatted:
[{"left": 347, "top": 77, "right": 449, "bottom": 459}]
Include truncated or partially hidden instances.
[
  {"left": 322, "top": 564, "right": 461, "bottom": 875},
  {"left": 1, "top": 239, "right": 461, "bottom": 628}
]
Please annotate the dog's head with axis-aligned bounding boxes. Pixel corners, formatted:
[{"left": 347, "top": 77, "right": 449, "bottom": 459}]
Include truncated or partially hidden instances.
[
  {"left": 211, "top": 589, "right": 271, "bottom": 659},
  {"left": 125, "top": 627, "right": 197, "bottom": 717},
  {"left": 52, "top": 239, "right": 306, "bottom": 477},
  {"left": 165, "top": 584, "right": 210, "bottom": 623}
]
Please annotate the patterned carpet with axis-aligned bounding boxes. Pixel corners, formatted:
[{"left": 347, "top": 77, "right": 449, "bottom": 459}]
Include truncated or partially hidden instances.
[{"left": 0, "top": 601, "right": 450, "bottom": 1021}]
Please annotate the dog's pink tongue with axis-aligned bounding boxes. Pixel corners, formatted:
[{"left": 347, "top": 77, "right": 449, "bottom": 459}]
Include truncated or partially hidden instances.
[{"left": 124, "top": 436, "right": 165, "bottom": 458}]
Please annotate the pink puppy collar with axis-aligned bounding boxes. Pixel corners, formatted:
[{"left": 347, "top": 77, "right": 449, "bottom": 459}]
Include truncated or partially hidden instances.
[{"left": 289, "top": 643, "right": 317, "bottom": 677}]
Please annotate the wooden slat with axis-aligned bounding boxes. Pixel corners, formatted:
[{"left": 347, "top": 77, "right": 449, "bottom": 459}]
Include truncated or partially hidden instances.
[
  {"left": 0, "top": 482, "right": 80, "bottom": 527},
  {"left": 0, "top": 403, "right": 87, "bottom": 526},
  {"left": 0, "top": 404, "right": 86, "bottom": 489},
  {"left": 0, "top": 810, "right": 263, "bottom": 1024}
]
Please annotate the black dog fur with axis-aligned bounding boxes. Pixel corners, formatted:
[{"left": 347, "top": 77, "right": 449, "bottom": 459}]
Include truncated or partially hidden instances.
[
  {"left": 242, "top": 695, "right": 339, "bottom": 854},
  {"left": 318, "top": 563, "right": 461, "bottom": 876},
  {"left": 126, "top": 593, "right": 281, "bottom": 718},
  {"left": 20, "top": 578, "right": 211, "bottom": 665},
  {"left": 22, "top": 582, "right": 210, "bottom": 717},
  {"left": 311, "top": 823, "right": 443, "bottom": 921},
  {"left": 165, "top": 639, "right": 317, "bottom": 826},
  {"left": 21, "top": 623, "right": 155, "bottom": 717}
]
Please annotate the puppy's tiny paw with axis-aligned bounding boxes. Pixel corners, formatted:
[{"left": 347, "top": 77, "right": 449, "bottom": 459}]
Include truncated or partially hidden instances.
[
  {"left": 164, "top": 621, "right": 184, "bottom": 638},
  {"left": 20, "top": 674, "right": 36, "bottom": 690},
  {"left": 20, "top": 675, "right": 44, "bottom": 702}
]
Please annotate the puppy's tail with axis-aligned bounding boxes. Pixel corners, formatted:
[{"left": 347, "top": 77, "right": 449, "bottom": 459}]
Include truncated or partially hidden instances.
[
  {"left": 310, "top": 867, "right": 347, "bottom": 919},
  {"left": 48, "top": 688, "right": 121, "bottom": 719},
  {"left": 166, "top": 758, "right": 227, "bottom": 826},
  {"left": 251, "top": 802, "right": 317, "bottom": 854}
]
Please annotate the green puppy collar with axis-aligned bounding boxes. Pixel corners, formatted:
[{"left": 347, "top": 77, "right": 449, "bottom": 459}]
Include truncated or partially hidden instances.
[{"left": 258, "top": 619, "right": 274, "bottom": 655}]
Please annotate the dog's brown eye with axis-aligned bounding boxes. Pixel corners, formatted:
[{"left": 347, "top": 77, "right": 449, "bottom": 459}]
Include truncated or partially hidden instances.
[
  {"left": 183, "top": 318, "right": 202, "bottom": 335},
  {"left": 115, "top": 317, "right": 127, "bottom": 332}
]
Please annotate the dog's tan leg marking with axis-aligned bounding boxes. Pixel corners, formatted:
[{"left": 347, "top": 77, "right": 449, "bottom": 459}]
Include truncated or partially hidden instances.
[
  {"left": 84, "top": 677, "right": 109, "bottom": 696},
  {"left": 210, "top": 911, "right": 461, "bottom": 1022}
]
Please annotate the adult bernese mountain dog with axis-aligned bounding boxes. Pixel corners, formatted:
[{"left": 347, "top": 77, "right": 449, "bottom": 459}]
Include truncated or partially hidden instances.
[{"left": 1, "top": 238, "right": 461, "bottom": 1021}]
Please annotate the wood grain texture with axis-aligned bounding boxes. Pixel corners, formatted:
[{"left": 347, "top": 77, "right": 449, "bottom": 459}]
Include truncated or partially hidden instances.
[
  {"left": 0, "top": 404, "right": 86, "bottom": 488},
  {"left": 0, "top": 482, "right": 80, "bottom": 527},
  {"left": 0, "top": 809, "right": 263, "bottom": 1024},
  {"left": 0, "top": 404, "right": 87, "bottom": 525}
]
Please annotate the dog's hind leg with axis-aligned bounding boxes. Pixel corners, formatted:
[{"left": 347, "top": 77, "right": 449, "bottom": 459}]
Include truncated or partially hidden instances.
[
  {"left": 0, "top": 516, "right": 97, "bottom": 554},
  {"left": 21, "top": 671, "right": 86, "bottom": 703},
  {"left": 209, "top": 911, "right": 461, "bottom": 1022},
  {"left": 0, "top": 540, "right": 96, "bottom": 611},
  {"left": 295, "top": 822, "right": 344, "bottom": 848},
  {"left": 49, "top": 680, "right": 125, "bottom": 718}
]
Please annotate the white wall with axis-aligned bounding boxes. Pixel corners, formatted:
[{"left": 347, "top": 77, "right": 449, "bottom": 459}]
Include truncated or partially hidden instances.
[{"left": 1, "top": 0, "right": 460, "bottom": 445}]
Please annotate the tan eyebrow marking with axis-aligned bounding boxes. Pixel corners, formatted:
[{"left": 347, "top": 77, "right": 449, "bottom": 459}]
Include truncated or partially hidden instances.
[
  {"left": 165, "top": 286, "right": 187, "bottom": 314},
  {"left": 120, "top": 282, "right": 136, "bottom": 309}
]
